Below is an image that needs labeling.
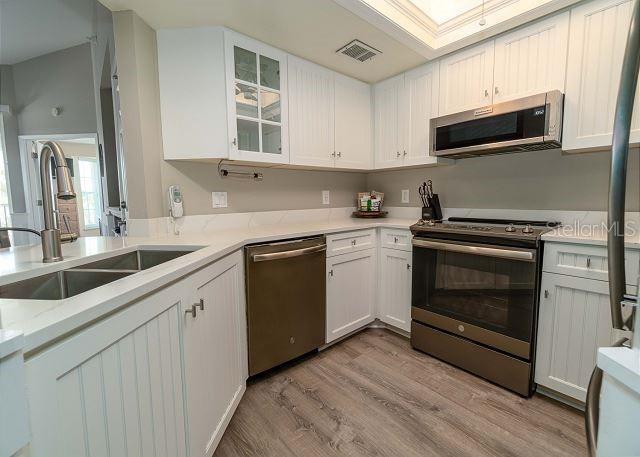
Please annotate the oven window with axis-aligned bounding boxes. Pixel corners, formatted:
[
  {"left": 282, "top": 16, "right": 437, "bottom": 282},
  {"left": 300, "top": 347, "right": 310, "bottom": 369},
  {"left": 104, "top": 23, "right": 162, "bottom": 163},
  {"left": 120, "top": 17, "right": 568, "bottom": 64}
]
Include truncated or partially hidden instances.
[
  {"left": 435, "top": 106, "right": 546, "bottom": 151},
  {"left": 412, "top": 246, "right": 536, "bottom": 342}
]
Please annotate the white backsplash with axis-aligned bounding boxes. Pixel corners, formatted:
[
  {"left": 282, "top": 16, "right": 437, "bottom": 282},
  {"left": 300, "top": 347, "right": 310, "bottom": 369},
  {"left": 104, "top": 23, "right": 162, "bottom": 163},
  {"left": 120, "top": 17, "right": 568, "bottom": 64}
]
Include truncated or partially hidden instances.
[{"left": 128, "top": 206, "right": 640, "bottom": 238}]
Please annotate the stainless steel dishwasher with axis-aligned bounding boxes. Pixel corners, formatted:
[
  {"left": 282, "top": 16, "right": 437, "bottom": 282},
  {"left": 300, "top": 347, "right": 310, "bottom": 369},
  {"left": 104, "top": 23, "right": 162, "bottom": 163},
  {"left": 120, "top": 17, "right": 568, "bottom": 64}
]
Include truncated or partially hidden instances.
[{"left": 245, "top": 235, "right": 326, "bottom": 376}]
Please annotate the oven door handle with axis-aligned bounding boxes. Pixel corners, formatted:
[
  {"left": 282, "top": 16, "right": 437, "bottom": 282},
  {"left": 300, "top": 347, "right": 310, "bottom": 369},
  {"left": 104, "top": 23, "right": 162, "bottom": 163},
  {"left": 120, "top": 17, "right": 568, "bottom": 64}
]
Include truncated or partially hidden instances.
[{"left": 412, "top": 239, "right": 536, "bottom": 262}]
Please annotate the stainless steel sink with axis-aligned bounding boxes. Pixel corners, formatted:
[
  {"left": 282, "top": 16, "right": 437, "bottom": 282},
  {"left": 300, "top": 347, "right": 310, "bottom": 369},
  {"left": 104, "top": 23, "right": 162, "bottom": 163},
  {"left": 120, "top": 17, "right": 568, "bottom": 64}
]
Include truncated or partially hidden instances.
[
  {"left": 0, "top": 249, "right": 198, "bottom": 300},
  {"left": 71, "top": 249, "right": 194, "bottom": 271},
  {"left": 0, "top": 269, "right": 134, "bottom": 300}
]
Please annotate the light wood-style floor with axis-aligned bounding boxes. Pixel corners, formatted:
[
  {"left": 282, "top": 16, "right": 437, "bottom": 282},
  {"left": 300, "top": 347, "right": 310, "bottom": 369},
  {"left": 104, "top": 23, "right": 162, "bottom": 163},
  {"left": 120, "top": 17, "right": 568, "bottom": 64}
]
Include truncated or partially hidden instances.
[{"left": 215, "top": 328, "right": 586, "bottom": 457}]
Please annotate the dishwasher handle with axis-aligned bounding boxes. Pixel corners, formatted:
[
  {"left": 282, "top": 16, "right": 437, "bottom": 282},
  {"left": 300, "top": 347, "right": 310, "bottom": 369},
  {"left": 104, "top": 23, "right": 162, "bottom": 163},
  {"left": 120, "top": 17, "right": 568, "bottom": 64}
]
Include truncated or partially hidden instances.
[{"left": 252, "top": 244, "right": 327, "bottom": 262}]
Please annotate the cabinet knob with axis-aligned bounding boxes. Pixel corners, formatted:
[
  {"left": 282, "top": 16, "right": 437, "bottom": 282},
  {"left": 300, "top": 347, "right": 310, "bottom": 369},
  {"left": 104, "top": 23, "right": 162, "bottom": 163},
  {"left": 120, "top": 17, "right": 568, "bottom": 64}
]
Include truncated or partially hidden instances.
[
  {"left": 484, "top": 89, "right": 489, "bottom": 97},
  {"left": 337, "top": 151, "right": 342, "bottom": 158},
  {"left": 394, "top": 236, "right": 398, "bottom": 243},
  {"left": 351, "top": 239, "right": 357, "bottom": 246},
  {"left": 494, "top": 86, "right": 499, "bottom": 95},
  {"left": 331, "top": 151, "right": 336, "bottom": 158},
  {"left": 329, "top": 269, "right": 334, "bottom": 277},
  {"left": 185, "top": 304, "right": 197, "bottom": 318},
  {"left": 407, "top": 263, "right": 411, "bottom": 270},
  {"left": 396, "top": 151, "right": 401, "bottom": 158},
  {"left": 586, "top": 257, "right": 591, "bottom": 268},
  {"left": 403, "top": 150, "right": 407, "bottom": 157},
  {"left": 544, "top": 290, "right": 549, "bottom": 299},
  {"left": 232, "top": 137, "right": 237, "bottom": 147},
  {"left": 196, "top": 298, "right": 204, "bottom": 311}
]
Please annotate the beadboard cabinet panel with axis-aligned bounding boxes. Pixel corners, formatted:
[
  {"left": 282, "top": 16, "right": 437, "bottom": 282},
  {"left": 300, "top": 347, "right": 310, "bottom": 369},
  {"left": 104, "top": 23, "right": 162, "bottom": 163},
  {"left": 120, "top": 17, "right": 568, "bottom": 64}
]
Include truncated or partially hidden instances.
[
  {"left": 438, "top": 40, "right": 495, "bottom": 115},
  {"left": 404, "top": 62, "right": 440, "bottom": 166},
  {"left": 25, "top": 292, "right": 188, "bottom": 457},
  {"left": 288, "top": 56, "right": 335, "bottom": 167},
  {"left": 374, "top": 74, "right": 405, "bottom": 169},
  {"left": 334, "top": 73, "right": 372, "bottom": 169},
  {"left": 379, "top": 248, "right": 412, "bottom": 332},
  {"left": 493, "top": 12, "right": 570, "bottom": 103},
  {"left": 535, "top": 273, "right": 635, "bottom": 402},
  {"left": 563, "top": 0, "right": 640, "bottom": 151},
  {"left": 326, "top": 249, "right": 376, "bottom": 343}
]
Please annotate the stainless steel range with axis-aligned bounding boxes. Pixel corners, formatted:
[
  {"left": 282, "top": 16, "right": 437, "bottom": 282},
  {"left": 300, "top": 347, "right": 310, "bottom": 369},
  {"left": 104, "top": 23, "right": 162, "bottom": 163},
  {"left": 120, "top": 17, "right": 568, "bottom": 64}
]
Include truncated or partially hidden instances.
[{"left": 410, "top": 217, "right": 558, "bottom": 396}]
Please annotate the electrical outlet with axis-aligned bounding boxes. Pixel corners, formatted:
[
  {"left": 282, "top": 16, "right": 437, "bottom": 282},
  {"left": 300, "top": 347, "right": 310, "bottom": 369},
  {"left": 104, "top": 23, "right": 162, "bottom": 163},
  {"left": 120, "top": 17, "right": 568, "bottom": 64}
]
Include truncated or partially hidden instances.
[
  {"left": 322, "top": 190, "right": 330, "bottom": 205},
  {"left": 212, "top": 191, "right": 228, "bottom": 208},
  {"left": 401, "top": 189, "right": 410, "bottom": 204}
]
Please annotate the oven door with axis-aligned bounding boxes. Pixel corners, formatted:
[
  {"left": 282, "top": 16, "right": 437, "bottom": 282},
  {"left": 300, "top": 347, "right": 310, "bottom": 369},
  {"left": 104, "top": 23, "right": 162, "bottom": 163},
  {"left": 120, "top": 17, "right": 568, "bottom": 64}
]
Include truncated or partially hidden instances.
[{"left": 411, "top": 238, "right": 538, "bottom": 359}]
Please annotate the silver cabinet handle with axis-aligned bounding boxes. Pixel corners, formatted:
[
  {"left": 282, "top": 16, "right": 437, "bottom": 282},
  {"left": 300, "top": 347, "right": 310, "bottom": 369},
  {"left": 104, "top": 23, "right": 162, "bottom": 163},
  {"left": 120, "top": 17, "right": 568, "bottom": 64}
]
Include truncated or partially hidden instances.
[
  {"left": 494, "top": 86, "right": 499, "bottom": 95},
  {"left": 185, "top": 304, "right": 197, "bottom": 318},
  {"left": 544, "top": 290, "right": 549, "bottom": 299},
  {"left": 337, "top": 151, "right": 342, "bottom": 158},
  {"left": 252, "top": 244, "right": 326, "bottom": 262},
  {"left": 587, "top": 257, "right": 592, "bottom": 268},
  {"left": 406, "top": 263, "right": 411, "bottom": 270},
  {"left": 351, "top": 239, "right": 357, "bottom": 246},
  {"left": 412, "top": 238, "right": 536, "bottom": 262},
  {"left": 196, "top": 298, "right": 204, "bottom": 311},
  {"left": 396, "top": 151, "right": 401, "bottom": 158},
  {"left": 394, "top": 236, "right": 398, "bottom": 243},
  {"left": 403, "top": 150, "right": 407, "bottom": 156},
  {"left": 329, "top": 269, "right": 334, "bottom": 277},
  {"left": 331, "top": 151, "right": 336, "bottom": 158},
  {"left": 232, "top": 137, "right": 237, "bottom": 146},
  {"left": 484, "top": 89, "right": 489, "bottom": 97}
]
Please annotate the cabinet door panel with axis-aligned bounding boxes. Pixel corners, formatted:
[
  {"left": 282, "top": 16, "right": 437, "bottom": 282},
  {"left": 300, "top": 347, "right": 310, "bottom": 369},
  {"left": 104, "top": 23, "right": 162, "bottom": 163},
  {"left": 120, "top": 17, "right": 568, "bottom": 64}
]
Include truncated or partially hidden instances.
[
  {"left": 374, "top": 74, "right": 404, "bottom": 168},
  {"left": 405, "top": 62, "right": 439, "bottom": 166},
  {"left": 379, "top": 248, "right": 412, "bottom": 332},
  {"left": 334, "top": 73, "right": 372, "bottom": 169},
  {"left": 535, "top": 273, "right": 634, "bottom": 401},
  {"left": 25, "top": 293, "right": 188, "bottom": 457},
  {"left": 493, "top": 13, "right": 569, "bottom": 102},
  {"left": 288, "top": 56, "right": 335, "bottom": 167},
  {"left": 184, "top": 252, "right": 246, "bottom": 457},
  {"left": 226, "top": 31, "right": 289, "bottom": 164},
  {"left": 326, "top": 249, "right": 376, "bottom": 342},
  {"left": 563, "top": 0, "right": 640, "bottom": 151},
  {"left": 439, "top": 41, "right": 495, "bottom": 115}
]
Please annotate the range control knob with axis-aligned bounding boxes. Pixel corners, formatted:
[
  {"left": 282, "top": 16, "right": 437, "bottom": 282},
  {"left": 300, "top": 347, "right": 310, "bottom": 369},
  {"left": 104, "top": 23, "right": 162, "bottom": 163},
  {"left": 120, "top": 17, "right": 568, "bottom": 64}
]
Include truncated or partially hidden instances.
[
  {"left": 505, "top": 224, "right": 516, "bottom": 233},
  {"left": 522, "top": 224, "right": 534, "bottom": 234}
]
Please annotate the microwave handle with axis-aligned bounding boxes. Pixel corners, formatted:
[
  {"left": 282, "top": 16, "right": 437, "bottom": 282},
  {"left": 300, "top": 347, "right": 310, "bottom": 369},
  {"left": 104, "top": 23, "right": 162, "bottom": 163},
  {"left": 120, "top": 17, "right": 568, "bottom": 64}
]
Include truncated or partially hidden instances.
[{"left": 412, "top": 239, "right": 535, "bottom": 262}]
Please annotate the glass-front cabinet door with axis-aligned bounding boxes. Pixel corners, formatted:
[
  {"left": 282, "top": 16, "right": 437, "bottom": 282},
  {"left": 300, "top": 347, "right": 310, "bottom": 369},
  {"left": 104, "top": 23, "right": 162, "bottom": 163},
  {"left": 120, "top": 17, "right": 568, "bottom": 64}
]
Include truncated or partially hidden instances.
[{"left": 225, "top": 31, "right": 289, "bottom": 164}]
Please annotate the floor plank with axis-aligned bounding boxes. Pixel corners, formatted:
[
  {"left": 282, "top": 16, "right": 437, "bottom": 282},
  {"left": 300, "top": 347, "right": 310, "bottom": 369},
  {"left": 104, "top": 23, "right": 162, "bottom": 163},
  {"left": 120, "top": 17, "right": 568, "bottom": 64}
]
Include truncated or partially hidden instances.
[{"left": 215, "top": 328, "right": 587, "bottom": 457}]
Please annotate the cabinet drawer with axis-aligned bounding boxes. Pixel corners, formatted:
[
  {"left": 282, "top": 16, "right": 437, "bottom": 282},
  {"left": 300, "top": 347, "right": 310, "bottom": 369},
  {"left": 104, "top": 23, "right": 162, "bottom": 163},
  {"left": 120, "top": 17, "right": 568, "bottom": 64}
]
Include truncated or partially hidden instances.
[
  {"left": 326, "top": 229, "right": 377, "bottom": 257},
  {"left": 380, "top": 228, "right": 412, "bottom": 252},
  {"left": 543, "top": 242, "right": 639, "bottom": 285}
]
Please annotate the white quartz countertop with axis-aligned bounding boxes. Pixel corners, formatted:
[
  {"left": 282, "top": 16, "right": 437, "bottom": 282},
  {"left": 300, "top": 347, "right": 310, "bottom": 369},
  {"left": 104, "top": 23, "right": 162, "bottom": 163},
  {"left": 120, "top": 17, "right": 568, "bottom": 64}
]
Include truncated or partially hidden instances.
[
  {"left": 0, "top": 217, "right": 414, "bottom": 353},
  {"left": 542, "top": 226, "right": 640, "bottom": 248}
]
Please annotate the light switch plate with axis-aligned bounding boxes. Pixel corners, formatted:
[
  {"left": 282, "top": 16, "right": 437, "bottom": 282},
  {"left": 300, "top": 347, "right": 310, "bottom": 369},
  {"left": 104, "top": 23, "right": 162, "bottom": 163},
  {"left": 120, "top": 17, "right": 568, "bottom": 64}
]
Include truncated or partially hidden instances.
[
  {"left": 401, "top": 189, "right": 410, "bottom": 204},
  {"left": 322, "top": 190, "right": 330, "bottom": 205},
  {"left": 212, "top": 191, "right": 228, "bottom": 208}
]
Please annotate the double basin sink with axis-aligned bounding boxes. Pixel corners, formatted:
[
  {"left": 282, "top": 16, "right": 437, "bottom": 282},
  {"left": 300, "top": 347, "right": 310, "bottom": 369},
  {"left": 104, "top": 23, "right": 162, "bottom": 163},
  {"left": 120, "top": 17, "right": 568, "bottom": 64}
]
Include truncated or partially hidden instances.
[{"left": 0, "top": 249, "right": 196, "bottom": 300}]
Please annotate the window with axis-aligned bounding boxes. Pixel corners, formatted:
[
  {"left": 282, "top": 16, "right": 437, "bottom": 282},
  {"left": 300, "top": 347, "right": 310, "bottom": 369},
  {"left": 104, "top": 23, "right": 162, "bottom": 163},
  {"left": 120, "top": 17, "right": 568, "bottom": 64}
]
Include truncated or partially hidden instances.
[
  {"left": 78, "top": 157, "right": 100, "bottom": 229},
  {"left": 0, "top": 114, "right": 11, "bottom": 227}
]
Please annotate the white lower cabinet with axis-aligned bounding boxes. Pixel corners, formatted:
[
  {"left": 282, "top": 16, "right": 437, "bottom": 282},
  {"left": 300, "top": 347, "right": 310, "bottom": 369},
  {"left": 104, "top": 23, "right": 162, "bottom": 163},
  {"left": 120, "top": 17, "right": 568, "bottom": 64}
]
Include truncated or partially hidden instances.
[
  {"left": 24, "top": 285, "right": 189, "bottom": 456},
  {"left": 535, "top": 272, "right": 633, "bottom": 402},
  {"left": 379, "top": 247, "right": 412, "bottom": 332},
  {"left": 22, "top": 251, "right": 246, "bottom": 457},
  {"left": 326, "top": 248, "right": 376, "bottom": 343},
  {"left": 182, "top": 251, "right": 247, "bottom": 457}
]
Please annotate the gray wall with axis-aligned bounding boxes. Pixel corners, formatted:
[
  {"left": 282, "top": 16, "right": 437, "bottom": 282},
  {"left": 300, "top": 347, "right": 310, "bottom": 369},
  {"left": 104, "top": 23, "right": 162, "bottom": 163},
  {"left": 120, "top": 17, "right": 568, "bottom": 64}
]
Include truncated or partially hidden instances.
[
  {"left": 163, "top": 162, "right": 366, "bottom": 214},
  {"left": 0, "top": 65, "right": 26, "bottom": 212},
  {"left": 12, "top": 43, "right": 97, "bottom": 136},
  {"left": 366, "top": 148, "right": 640, "bottom": 211}
]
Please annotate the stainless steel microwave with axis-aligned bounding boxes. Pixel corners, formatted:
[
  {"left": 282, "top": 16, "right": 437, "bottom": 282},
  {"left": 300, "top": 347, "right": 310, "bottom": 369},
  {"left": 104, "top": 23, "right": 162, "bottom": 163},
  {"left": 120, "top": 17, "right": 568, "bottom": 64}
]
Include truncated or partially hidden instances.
[{"left": 431, "top": 90, "right": 563, "bottom": 158}]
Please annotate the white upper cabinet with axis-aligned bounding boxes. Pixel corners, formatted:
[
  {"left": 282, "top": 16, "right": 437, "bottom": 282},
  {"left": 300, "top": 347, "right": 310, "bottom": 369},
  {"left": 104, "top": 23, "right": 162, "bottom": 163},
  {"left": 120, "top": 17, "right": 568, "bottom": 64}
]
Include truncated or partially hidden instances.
[
  {"left": 404, "top": 62, "right": 440, "bottom": 166},
  {"left": 374, "top": 74, "right": 406, "bottom": 169},
  {"left": 288, "top": 56, "right": 335, "bottom": 167},
  {"left": 225, "top": 31, "right": 289, "bottom": 164},
  {"left": 493, "top": 12, "right": 570, "bottom": 103},
  {"left": 334, "top": 73, "right": 372, "bottom": 169},
  {"left": 563, "top": 0, "right": 640, "bottom": 151},
  {"left": 438, "top": 40, "right": 495, "bottom": 115},
  {"left": 157, "top": 27, "right": 228, "bottom": 160}
]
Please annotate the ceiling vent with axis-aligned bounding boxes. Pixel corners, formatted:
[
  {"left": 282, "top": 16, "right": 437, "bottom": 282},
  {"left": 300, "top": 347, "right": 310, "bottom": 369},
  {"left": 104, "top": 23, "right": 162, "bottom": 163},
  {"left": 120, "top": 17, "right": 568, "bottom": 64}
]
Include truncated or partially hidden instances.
[{"left": 336, "top": 40, "right": 381, "bottom": 62}]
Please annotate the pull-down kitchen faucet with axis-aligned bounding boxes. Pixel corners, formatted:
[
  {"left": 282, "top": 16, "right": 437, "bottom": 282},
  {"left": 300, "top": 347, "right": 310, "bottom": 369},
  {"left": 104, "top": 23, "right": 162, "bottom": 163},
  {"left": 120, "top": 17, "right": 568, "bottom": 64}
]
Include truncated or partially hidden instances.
[{"left": 39, "top": 141, "right": 77, "bottom": 262}]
